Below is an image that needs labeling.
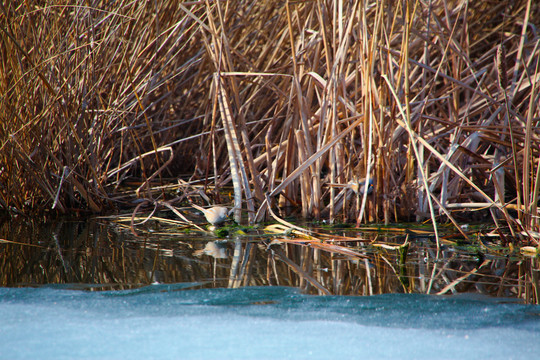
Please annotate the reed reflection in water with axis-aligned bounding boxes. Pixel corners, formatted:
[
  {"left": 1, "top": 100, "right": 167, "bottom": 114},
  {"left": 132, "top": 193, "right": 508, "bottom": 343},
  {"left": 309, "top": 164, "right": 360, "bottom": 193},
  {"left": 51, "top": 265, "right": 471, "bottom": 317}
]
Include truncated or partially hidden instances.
[{"left": 0, "top": 218, "right": 538, "bottom": 303}]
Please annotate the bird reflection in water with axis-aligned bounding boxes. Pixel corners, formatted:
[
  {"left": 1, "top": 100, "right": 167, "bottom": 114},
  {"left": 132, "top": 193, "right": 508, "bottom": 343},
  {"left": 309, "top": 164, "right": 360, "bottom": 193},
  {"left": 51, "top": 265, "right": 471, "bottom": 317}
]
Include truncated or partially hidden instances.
[{"left": 193, "top": 241, "right": 230, "bottom": 259}]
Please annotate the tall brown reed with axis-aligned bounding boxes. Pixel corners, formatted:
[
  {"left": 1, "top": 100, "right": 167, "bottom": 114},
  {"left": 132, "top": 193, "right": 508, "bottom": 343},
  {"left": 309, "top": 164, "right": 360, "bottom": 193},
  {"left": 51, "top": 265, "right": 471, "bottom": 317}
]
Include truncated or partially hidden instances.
[{"left": 1, "top": 1, "right": 539, "bottom": 243}]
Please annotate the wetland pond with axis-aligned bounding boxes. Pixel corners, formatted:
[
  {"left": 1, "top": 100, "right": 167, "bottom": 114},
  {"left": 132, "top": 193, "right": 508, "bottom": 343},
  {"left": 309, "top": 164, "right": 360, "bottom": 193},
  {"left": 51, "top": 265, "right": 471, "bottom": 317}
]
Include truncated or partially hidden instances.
[{"left": 1, "top": 217, "right": 539, "bottom": 359}]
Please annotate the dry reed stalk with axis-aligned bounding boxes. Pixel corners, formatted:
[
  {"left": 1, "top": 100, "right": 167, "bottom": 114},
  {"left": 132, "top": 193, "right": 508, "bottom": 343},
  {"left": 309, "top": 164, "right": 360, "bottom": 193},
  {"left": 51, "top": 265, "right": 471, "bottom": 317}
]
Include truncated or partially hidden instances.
[{"left": 1, "top": 1, "right": 540, "bottom": 246}]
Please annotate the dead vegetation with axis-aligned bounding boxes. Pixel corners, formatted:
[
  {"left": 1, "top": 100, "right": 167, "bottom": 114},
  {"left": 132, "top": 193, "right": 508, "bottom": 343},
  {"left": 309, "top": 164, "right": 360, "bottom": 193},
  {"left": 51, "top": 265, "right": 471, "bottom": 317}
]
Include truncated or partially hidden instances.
[{"left": 1, "top": 1, "right": 540, "bottom": 242}]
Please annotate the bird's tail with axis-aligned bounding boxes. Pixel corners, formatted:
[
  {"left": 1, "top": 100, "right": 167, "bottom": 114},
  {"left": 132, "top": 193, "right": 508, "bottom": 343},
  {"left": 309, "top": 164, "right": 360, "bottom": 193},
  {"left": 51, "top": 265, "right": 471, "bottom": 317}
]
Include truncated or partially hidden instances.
[{"left": 191, "top": 204, "right": 206, "bottom": 213}]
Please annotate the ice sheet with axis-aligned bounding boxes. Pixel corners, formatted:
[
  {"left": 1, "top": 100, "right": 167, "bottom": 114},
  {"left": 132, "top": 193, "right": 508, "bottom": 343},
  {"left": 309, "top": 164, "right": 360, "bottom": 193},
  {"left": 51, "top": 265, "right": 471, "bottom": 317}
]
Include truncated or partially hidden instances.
[{"left": 1, "top": 285, "right": 538, "bottom": 359}]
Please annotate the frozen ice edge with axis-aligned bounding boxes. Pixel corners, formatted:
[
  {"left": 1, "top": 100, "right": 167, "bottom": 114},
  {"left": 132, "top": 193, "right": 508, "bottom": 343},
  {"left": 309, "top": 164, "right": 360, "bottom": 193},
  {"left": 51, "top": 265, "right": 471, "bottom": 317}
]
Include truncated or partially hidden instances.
[{"left": 0, "top": 285, "right": 538, "bottom": 360}]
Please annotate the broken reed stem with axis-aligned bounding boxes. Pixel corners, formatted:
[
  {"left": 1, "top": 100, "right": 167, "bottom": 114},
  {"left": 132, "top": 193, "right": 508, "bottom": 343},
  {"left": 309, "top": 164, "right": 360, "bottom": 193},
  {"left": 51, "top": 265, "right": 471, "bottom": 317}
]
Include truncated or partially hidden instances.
[
  {"left": 497, "top": 44, "right": 521, "bottom": 231},
  {"left": 216, "top": 75, "right": 243, "bottom": 223}
]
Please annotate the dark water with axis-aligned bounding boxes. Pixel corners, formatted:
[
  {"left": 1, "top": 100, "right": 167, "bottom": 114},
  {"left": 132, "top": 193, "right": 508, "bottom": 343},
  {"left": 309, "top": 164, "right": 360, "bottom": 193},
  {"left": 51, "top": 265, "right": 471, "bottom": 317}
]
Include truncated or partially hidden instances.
[
  {"left": 1, "top": 217, "right": 538, "bottom": 302},
  {"left": 2, "top": 218, "right": 540, "bottom": 359}
]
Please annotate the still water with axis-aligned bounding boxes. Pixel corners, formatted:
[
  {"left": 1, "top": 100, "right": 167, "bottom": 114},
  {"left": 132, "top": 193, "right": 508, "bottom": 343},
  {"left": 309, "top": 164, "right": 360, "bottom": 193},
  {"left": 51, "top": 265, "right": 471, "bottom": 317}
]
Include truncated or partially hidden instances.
[
  {"left": 1, "top": 217, "right": 538, "bottom": 299},
  {"left": 1, "top": 218, "right": 539, "bottom": 359}
]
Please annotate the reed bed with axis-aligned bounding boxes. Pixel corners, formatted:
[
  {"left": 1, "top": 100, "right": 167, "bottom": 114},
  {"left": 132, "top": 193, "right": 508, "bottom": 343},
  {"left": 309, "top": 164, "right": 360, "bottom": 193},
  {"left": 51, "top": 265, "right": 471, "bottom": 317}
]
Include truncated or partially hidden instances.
[{"left": 1, "top": 1, "right": 540, "bottom": 243}]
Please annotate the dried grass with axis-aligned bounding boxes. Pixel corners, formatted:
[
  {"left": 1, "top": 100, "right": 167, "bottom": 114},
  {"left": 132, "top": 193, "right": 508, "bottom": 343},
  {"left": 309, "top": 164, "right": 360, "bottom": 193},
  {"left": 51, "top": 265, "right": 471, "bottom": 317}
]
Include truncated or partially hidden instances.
[{"left": 1, "top": 1, "right": 540, "bottom": 242}]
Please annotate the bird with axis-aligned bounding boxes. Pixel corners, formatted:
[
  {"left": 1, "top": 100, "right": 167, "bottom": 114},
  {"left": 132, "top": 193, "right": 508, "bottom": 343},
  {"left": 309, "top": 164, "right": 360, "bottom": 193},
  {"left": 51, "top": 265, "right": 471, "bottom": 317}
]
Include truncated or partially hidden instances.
[
  {"left": 328, "top": 177, "right": 374, "bottom": 195},
  {"left": 322, "top": 177, "right": 374, "bottom": 217},
  {"left": 191, "top": 204, "right": 230, "bottom": 225},
  {"left": 349, "top": 178, "right": 374, "bottom": 195}
]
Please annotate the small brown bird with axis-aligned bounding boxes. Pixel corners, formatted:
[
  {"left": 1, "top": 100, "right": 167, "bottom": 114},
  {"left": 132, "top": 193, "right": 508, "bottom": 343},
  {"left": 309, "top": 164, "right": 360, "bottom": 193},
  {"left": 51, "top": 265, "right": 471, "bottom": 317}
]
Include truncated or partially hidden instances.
[
  {"left": 328, "top": 178, "right": 374, "bottom": 195},
  {"left": 191, "top": 204, "right": 230, "bottom": 225}
]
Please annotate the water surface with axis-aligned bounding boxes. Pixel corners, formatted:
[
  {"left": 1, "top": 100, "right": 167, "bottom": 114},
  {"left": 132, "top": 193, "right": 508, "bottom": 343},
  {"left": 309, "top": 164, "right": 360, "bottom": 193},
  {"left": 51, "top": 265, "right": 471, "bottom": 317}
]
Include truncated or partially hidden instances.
[
  {"left": 1, "top": 218, "right": 539, "bottom": 358},
  {"left": 1, "top": 218, "right": 537, "bottom": 300}
]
